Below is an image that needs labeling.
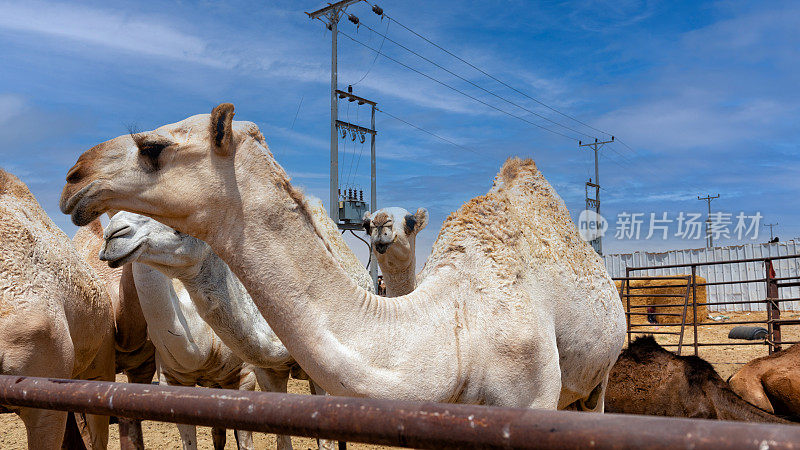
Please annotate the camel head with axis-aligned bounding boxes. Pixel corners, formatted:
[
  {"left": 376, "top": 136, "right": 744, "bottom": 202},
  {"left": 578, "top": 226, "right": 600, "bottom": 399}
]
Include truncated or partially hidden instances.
[
  {"left": 60, "top": 103, "right": 267, "bottom": 238},
  {"left": 99, "top": 211, "right": 211, "bottom": 279},
  {"left": 363, "top": 207, "right": 428, "bottom": 270}
]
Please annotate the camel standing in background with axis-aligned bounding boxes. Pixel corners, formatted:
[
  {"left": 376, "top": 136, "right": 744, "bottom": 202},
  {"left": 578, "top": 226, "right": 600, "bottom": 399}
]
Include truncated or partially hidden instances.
[
  {"left": 729, "top": 343, "right": 800, "bottom": 418},
  {"left": 363, "top": 207, "right": 428, "bottom": 297},
  {"left": 72, "top": 219, "right": 155, "bottom": 449},
  {"left": 60, "top": 103, "right": 625, "bottom": 410},
  {"left": 606, "top": 336, "right": 789, "bottom": 422},
  {"left": 0, "top": 169, "right": 115, "bottom": 449}
]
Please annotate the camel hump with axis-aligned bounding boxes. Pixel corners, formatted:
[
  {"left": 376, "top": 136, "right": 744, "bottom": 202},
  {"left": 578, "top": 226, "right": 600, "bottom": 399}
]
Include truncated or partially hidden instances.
[
  {"left": 497, "top": 157, "right": 539, "bottom": 185},
  {"left": 0, "top": 168, "right": 36, "bottom": 203}
]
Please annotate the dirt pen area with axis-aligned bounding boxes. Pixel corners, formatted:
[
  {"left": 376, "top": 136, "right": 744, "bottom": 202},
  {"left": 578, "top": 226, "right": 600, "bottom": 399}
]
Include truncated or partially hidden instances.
[{"left": 2, "top": 313, "right": 798, "bottom": 448}]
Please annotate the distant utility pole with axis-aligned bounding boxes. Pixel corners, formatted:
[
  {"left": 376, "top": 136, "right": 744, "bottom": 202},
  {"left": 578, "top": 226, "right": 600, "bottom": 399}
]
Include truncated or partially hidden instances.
[
  {"left": 579, "top": 137, "right": 614, "bottom": 255},
  {"left": 697, "top": 194, "right": 720, "bottom": 248},
  {"left": 764, "top": 222, "right": 778, "bottom": 241}
]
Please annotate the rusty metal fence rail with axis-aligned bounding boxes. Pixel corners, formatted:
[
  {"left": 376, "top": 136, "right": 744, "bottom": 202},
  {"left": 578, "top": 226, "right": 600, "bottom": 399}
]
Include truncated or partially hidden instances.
[
  {"left": 2, "top": 375, "right": 800, "bottom": 449},
  {"left": 616, "top": 253, "right": 800, "bottom": 356}
]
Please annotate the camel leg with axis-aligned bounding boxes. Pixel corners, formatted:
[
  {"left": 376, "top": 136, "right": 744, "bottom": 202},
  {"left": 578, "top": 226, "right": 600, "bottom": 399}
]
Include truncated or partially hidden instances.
[
  {"left": 575, "top": 374, "right": 609, "bottom": 413},
  {"left": 62, "top": 412, "right": 88, "bottom": 450},
  {"left": 211, "top": 427, "right": 227, "bottom": 450},
  {"left": 118, "top": 352, "right": 157, "bottom": 450},
  {"left": 159, "top": 373, "right": 198, "bottom": 450},
  {"left": 254, "top": 368, "right": 293, "bottom": 450},
  {"left": 729, "top": 372, "right": 775, "bottom": 414},
  {"left": 1, "top": 307, "right": 73, "bottom": 449},
  {"left": 309, "top": 380, "right": 340, "bottom": 450},
  {"left": 221, "top": 370, "right": 256, "bottom": 450},
  {"left": 73, "top": 328, "right": 115, "bottom": 450},
  {"left": 20, "top": 407, "right": 69, "bottom": 450}
]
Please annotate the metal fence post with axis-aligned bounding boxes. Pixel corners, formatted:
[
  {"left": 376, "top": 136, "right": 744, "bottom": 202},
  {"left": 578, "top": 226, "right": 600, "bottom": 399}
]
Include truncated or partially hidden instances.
[
  {"left": 691, "top": 265, "right": 699, "bottom": 356},
  {"left": 766, "top": 259, "right": 781, "bottom": 354}
]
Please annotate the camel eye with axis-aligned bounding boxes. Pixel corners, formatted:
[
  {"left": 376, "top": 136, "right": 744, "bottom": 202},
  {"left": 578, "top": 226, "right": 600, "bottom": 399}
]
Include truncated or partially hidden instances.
[
  {"left": 139, "top": 143, "right": 166, "bottom": 160},
  {"left": 137, "top": 142, "right": 169, "bottom": 171}
]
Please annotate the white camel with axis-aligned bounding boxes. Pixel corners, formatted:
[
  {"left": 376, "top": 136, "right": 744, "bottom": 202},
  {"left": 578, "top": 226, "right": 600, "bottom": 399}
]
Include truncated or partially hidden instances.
[
  {"left": 1, "top": 168, "right": 115, "bottom": 449},
  {"left": 60, "top": 103, "right": 626, "bottom": 411},
  {"left": 100, "top": 210, "right": 349, "bottom": 450},
  {"left": 92, "top": 249, "right": 257, "bottom": 449},
  {"left": 362, "top": 207, "right": 428, "bottom": 296}
]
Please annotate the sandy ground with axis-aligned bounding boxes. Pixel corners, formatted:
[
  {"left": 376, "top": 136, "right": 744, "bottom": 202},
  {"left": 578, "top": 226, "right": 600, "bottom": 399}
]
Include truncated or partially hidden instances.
[{"left": 2, "top": 311, "right": 796, "bottom": 449}]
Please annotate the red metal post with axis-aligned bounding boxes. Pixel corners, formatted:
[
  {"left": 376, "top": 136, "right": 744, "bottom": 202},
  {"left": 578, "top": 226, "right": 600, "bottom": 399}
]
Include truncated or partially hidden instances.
[
  {"left": 766, "top": 259, "right": 781, "bottom": 354},
  {"left": 691, "top": 265, "right": 699, "bottom": 356}
]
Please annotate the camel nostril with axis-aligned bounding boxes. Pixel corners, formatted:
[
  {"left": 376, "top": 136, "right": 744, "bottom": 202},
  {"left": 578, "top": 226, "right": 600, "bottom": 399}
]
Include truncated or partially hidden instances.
[
  {"left": 107, "top": 225, "right": 131, "bottom": 240},
  {"left": 66, "top": 165, "right": 84, "bottom": 184}
]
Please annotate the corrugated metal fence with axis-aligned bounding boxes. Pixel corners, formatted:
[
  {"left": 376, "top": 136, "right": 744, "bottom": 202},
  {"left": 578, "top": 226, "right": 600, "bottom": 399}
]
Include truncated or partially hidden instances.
[{"left": 604, "top": 241, "right": 800, "bottom": 311}]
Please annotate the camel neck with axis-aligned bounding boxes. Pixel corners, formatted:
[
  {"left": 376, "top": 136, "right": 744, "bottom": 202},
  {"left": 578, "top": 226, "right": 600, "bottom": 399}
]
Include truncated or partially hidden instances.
[
  {"left": 177, "top": 252, "right": 292, "bottom": 368},
  {"left": 202, "top": 146, "right": 450, "bottom": 396},
  {"left": 131, "top": 263, "right": 211, "bottom": 368},
  {"left": 381, "top": 258, "right": 417, "bottom": 297}
]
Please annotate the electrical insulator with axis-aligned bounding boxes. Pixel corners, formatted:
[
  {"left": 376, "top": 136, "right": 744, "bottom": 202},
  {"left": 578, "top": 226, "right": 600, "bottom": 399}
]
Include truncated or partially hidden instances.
[
  {"left": 348, "top": 85, "right": 353, "bottom": 94},
  {"left": 348, "top": 14, "right": 359, "bottom": 25},
  {"left": 372, "top": 5, "right": 383, "bottom": 15},
  {"left": 360, "top": 190, "right": 364, "bottom": 201}
]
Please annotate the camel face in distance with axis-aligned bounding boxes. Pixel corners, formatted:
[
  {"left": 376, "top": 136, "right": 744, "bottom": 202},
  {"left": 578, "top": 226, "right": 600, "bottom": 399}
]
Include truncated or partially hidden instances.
[
  {"left": 61, "top": 104, "right": 245, "bottom": 239},
  {"left": 99, "top": 211, "right": 210, "bottom": 279},
  {"left": 363, "top": 207, "right": 427, "bottom": 269}
]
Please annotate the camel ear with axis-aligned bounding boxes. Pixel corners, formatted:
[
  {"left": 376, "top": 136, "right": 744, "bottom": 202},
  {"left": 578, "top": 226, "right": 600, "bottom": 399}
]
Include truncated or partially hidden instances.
[
  {"left": 414, "top": 208, "right": 429, "bottom": 232},
  {"left": 362, "top": 212, "right": 372, "bottom": 235},
  {"left": 210, "top": 103, "right": 235, "bottom": 156}
]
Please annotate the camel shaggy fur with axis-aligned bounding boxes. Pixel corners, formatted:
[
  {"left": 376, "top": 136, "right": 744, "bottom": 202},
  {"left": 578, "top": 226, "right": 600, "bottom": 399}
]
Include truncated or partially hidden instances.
[
  {"left": 1, "top": 169, "right": 115, "bottom": 449},
  {"left": 60, "top": 103, "right": 625, "bottom": 411},
  {"left": 362, "top": 207, "right": 428, "bottom": 297},
  {"left": 729, "top": 343, "right": 800, "bottom": 418},
  {"left": 607, "top": 336, "right": 788, "bottom": 423}
]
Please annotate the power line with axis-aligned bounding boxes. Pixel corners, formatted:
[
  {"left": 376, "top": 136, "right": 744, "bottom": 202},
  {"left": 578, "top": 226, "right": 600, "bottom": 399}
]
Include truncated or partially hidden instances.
[
  {"left": 348, "top": 19, "right": 597, "bottom": 141},
  {"left": 359, "top": 0, "right": 615, "bottom": 139},
  {"left": 352, "top": 17, "right": 391, "bottom": 86},
  {"left": 376, "top": 107, "right": 481, "bottom": 156},
  {"left": 334, "top": 26, "right": 579, "bottom": 142}
]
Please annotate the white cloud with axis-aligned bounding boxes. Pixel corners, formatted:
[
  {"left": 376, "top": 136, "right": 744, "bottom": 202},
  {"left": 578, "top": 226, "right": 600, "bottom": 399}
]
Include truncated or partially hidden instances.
[{"left": 0, "top": 1, "right": 229, "bottom": 67}]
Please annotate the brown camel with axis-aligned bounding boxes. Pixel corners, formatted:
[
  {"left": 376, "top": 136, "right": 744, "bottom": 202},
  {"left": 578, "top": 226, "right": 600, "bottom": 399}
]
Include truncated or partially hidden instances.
[
  {"left": 72, "top": 219, "right": 155, "bottom": 449},
  {"left": 0, "top": 169, "right": 115, "bottom": 449},
  {"left": 606, "top": 336, "right": 788, "bottom": 423},
  {"left": 729, "top": 343, "right": 800, "bottom": 418}
]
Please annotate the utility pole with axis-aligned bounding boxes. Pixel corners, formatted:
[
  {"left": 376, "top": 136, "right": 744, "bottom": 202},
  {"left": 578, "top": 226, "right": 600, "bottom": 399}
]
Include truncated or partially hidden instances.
[
  {"left": 579, "top": 137, "right": 614, "bottom": 255},
  {"left": 307, "top": 2, "right": 382, "bottom": 290},
  {"left": 764, "top": 222, "right": 778, "bottom": 241},
  {"left": 697, "top": 194, "right": 720, "bottom": 248},
  {"left": 307, "top": 0, "right": 362, "bottom": 223}
]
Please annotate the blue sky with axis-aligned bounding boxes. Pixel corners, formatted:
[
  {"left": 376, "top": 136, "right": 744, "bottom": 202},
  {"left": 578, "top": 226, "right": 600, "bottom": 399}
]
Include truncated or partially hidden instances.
[{"left": 1, "top": 0, "right": 798, "bottom": 270}]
